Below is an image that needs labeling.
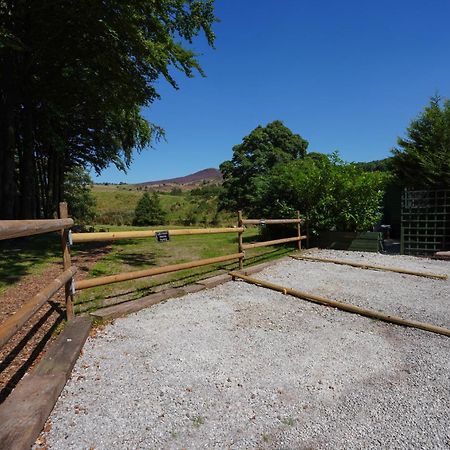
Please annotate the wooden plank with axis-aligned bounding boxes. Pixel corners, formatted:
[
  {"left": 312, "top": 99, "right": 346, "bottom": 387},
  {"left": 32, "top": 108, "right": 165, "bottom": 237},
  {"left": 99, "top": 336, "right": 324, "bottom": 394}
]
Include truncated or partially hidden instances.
[
  {"left": 242, "top": 236, "right": 306, "bottom": 250},
  {"left": 0, "top": 316, "right": 92, "bottom": 450},
  {"left": 0, "top": 219, "right": 73, "bottom": 241},
  {"left": 229, "top": 271, "right": 450, "bottom": 337},
  {"left": 196, "top": 274, "right": 233, "bottom": 288},
  {"left": 290, "top": 255, "right": 447, "bottom": 280},
  {"left": 76, "top": 252, "right": 244, "bottom": 290},
  {"left": 72, "top": 227, "right": 244, "bottom": 243},
  {"left": 0, "top": 266, "right": 78, "bottom": 348},
  {"left": 242, "top": 218, "right": 302, "bottom": 225}
]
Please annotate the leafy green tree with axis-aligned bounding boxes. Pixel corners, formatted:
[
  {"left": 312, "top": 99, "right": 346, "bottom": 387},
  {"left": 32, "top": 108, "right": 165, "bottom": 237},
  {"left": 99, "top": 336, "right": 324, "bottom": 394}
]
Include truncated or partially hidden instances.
[
  {"left": 391, "top": 96, "right": 450, "bottom": 189},
  {"left": 0, "top": 0, "right": 217, "bottom": 219},
  {"left": 133, "top": 192, "right": 166, "bottom": 226},
  {"left": 219, "top": 121, "right": 309, "bottom": 210},
  {"left": 252, "top": 153, "right": 388, "bottom": 233},
  {"left": 63, "top": 167, "right": 96, "bottom": 225}
]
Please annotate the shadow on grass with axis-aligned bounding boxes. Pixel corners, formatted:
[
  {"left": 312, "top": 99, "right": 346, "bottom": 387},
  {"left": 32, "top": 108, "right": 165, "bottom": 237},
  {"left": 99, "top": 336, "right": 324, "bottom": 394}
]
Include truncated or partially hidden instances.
[
  {"left": 0, "top": 235, "right": 61, "bottom": 290},
  {"left": 115, "top": 252, "right": 158, "bottom": 268}
]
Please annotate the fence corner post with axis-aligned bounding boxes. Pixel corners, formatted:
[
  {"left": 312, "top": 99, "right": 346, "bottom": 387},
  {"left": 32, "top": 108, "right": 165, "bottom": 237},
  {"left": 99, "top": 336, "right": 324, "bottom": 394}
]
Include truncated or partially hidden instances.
[
  {"left": 296, "top": 210, "right": 302, "bottom": 251},
  {"left": 238, "top": 210, "right": 244, "bottom": 270},
  {"left": 59, "top": 202, "right": 74, "bottom": 320}
]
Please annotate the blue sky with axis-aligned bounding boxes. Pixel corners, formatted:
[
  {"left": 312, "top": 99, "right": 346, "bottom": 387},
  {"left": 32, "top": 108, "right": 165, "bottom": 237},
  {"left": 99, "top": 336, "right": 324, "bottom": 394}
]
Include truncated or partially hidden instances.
[{"left": 94, "top": 0, "right": 450, "bottom": 183}]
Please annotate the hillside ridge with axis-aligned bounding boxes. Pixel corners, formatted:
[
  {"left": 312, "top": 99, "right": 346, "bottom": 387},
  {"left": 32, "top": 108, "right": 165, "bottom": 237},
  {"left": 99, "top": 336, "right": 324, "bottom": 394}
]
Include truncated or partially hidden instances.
[{"left": 138, "top": 168, "right": 222, "bottom": 186}]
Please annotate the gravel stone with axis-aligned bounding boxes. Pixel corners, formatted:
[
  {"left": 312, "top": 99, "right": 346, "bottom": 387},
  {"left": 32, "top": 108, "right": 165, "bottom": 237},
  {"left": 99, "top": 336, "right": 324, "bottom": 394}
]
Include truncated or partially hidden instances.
[{"left": 37, "top": 251, "right": 450, "bottom": 449}]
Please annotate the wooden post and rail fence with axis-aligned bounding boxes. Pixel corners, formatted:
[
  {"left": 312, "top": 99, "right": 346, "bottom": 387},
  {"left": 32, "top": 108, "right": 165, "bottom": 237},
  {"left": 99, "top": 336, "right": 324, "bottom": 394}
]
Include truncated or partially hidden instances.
[{"left": 0, "top": 205, "right": 305, "bottom": 348}]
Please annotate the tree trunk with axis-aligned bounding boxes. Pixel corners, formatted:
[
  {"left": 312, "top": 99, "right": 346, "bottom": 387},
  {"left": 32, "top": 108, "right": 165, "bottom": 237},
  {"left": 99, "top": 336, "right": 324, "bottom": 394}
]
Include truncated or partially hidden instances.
[{"left": 19, "top": 96, "right": 36, "bottom": 218}]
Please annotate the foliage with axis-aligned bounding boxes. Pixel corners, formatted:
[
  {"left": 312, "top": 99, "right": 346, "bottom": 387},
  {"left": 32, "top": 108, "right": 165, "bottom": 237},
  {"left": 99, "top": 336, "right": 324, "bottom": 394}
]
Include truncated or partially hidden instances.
[
  {"left": 64, "top": 167, "right": 96, "bottom": 225},
  {"left": 170, "top": 187, "right": 183, "bottom": 196},
  {"left": 0, "top": 0, "right": 217, "bottom": 219},
  {"left": 251, "top": 153, "right": 388, "bottom": 233},
  {"left": 190, "top": 183, "right": 222, "bottom": 198},
  {"left": 355, "top": 158, "right": 393, "bottom": 173},
  {"left": 133, "top": 192, "right": 167, "bottom": 226},
  {"left": 219, "top": 121, "right": 309, "bottom": 210},
  {"left": 391, "top": 96, "right": 450, "bottom": 189}
]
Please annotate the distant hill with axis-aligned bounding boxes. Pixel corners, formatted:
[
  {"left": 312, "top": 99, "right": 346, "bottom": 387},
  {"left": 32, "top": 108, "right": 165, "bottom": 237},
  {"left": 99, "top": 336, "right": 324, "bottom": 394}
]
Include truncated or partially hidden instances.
[{"left": 138, "top": 168, "right": 222, "bottom": 187}]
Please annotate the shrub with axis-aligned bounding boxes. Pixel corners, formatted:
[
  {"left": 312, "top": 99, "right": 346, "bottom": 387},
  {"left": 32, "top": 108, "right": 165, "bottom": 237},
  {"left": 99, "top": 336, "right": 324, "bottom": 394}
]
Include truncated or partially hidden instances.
[{"left": 252, "top": 152, "right": 388, "bottom": 233}]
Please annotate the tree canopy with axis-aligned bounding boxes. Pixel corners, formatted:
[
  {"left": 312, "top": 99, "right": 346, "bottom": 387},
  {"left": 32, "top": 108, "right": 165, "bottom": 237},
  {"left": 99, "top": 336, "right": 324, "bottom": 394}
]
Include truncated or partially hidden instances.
[
  {"left": 219, "top": 120, "right": 309, "bottom": 210},
  {"left": 0, "top": 0, "right": 217, "bottom": 219},
  {"left": 391, "top": 96, "right": 450, "bottom": 189}
]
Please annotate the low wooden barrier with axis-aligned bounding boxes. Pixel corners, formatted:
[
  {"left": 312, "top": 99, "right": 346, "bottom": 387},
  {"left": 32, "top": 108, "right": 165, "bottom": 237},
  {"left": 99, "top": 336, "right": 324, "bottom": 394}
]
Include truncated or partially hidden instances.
[
  {"left": 76, "top": 253, "right": 244, "bottom": 290},
  {"left": 0, "top": 208, "right": 308, "bottom": 332},
  {"left": 237, "top": 210, "right": 307, "bottom": 269},
  {"left": 72, "top": 227, "right": 244, "bottom": 243},
  {"left": 0, "top": 205, "right": 76, "bottom": 350}
]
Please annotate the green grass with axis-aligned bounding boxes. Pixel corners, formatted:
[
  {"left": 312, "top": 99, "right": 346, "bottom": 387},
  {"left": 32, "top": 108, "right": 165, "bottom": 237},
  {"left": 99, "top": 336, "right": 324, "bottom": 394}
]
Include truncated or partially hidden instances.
[{"left": 74, "top": 225, "right": 294, "bottom": 312}]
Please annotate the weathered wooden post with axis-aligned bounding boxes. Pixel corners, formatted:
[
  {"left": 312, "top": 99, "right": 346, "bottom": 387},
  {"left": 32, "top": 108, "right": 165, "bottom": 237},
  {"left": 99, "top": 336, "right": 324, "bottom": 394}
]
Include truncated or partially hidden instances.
[
  {"left": 238, "top": 210, "right": 244, "bottom": 269},
  {"left": 296, "top": 210, "right": 302, "bottom": 251},
  {"left": 59, "top": 202, "right": 74, "bottom": 320}
]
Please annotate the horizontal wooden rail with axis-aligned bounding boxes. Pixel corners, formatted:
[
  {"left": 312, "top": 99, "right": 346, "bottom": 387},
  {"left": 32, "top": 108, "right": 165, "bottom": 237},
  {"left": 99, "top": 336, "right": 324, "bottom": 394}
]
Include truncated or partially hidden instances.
[
  {"left": 229, "top": 271, "right": 450, "bottom": 337},
  {"left": 290, "top": 255, "right": 448, "bottom": 280},
  {"left": 76, "top": 253, "right": 245, "bottom": 290},
  {"left": 0, "top": 266, "right": 77, "bottom": 348},
  {"left": 0, "top": 219, "right": 74, "bottom": 241},
  {"left": 242, "top": 218, "right": 302, "bottom": 225},
  {"left": 72, "top": 227, "right": 244, "bottom": 243},
  {"left": 242, "top": 235, "right": 307, "bottom": 250}
]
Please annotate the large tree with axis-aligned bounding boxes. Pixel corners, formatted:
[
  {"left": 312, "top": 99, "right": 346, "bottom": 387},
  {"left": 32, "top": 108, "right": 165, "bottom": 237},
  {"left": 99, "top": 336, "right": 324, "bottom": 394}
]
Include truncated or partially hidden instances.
[
  {"left": 219, "top": 120, "right": 309, "bottom": 211},
  {"left": 0, "top": 0, "right": 216, "bottom": 219},
  {"left": 391, "top": 96, "right": 450, "bottom": 189}
]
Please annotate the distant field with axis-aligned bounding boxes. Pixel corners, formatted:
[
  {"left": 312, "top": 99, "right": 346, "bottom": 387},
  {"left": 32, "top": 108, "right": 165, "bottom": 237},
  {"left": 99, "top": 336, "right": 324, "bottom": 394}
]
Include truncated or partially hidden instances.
[{"left": 92, "top": 184, "right": 234, "bottom": 226}]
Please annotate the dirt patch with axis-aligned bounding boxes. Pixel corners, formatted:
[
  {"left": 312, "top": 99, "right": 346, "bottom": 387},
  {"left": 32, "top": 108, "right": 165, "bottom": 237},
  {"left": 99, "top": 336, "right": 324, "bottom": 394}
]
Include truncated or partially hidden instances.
[{"left": 0, "top": 243, "right": 110, "bottom": 403}]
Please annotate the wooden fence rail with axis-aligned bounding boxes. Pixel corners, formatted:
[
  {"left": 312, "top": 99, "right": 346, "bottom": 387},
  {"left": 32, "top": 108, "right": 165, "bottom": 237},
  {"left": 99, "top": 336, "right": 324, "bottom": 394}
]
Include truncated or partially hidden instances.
[
  {"left": 76, "top": 252, "right": 245, "bottom": 290},
  {"left": 0, "top": 219, "right": 73, "bottom": 241},
  {"left": 242, "top": 236, "right": 306, "bottom": 250},
  {"left": 72, "top": 227, "right": 244, "bottom": 243},
  {"left": 242, "top": 218, "right": 302, "bottom": 225},
  {"left": 0, "top": 266, "right": 77, "bottom": 347}
]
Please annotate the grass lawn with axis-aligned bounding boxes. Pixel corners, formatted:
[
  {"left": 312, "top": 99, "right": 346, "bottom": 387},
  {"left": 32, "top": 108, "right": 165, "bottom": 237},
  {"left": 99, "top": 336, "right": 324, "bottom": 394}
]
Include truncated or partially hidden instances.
[{"left": 74, "top": 225, "right": 296, "bottom": 312}]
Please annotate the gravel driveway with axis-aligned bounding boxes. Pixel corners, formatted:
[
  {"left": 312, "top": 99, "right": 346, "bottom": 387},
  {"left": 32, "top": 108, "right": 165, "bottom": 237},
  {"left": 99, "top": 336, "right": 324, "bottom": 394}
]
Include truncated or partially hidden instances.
[{"left": 37, "top": 251, "right": 450, "bottom": 449}]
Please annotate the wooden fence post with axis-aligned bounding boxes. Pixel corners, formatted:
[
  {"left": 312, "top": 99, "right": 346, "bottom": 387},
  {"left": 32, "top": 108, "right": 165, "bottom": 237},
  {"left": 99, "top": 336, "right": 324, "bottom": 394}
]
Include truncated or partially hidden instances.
[
  {"left": 238, "top": 210, "right": 244, "bottom": 269},
  {"left": 59, "top": 202, "right": 74, "bottom": 320},
  {"left": 297, "top": 211, "right": 302, "bottom": 251}
]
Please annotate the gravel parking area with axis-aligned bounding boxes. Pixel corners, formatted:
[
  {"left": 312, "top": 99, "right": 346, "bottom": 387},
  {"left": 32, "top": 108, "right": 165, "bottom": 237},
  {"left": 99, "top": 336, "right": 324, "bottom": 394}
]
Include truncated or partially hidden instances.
[{"left": 37, "top": 251, "right": 450, "bottom": 449}]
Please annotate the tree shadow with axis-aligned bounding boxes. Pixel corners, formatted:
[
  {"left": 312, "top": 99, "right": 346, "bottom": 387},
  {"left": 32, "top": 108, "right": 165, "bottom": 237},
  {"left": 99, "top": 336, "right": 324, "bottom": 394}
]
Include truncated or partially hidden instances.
[
  {"left": 0, "top": 301, "right": 65, "bottom": 404},
  {"left": 115, "top": 252, "right": 158, "bottom": 268},
  {"left": 0, "top": 234, "right": 61, "bottom": 289}
]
